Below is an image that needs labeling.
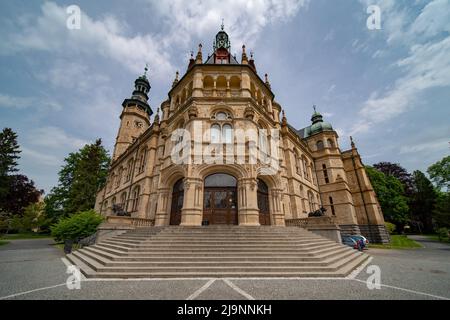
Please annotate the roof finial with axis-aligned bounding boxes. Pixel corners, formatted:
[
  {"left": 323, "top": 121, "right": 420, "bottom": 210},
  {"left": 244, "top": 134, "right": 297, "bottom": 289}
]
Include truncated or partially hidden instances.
[
  {"left": 265, "top": 73, "right": 271, "bottom": 89},
  {"left": 221, "top": 19, "right": 224, "bottom": 31},
  {"left": 350, "top": 136, "right": 355, "bottom": 149},
  {"left": 281, "top": 109, "right": 287, "bottom": 127},
  {"left": 172, "top": 70, "right": 179, "bottom": 87},
  {"left": 144, "top": 63, "right": 149, "bottom": 77},
  {"left": 313, "top": 104, "right": 317, "bottom": 112}
]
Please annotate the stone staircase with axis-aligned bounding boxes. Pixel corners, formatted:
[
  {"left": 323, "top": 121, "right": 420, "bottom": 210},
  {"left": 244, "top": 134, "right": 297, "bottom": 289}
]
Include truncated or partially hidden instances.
[{"left": 66, "top": 226, "right": 369, "bottom": 278}]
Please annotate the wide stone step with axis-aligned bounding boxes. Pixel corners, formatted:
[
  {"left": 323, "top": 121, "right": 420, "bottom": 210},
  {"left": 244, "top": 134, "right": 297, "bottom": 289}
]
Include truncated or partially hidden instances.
[
  {"left": 71, "top": 250, "right": 363, "bottom": 274},
  {"left": 82, "top": 246, "right": 351, "bottom": 262},
  {"left": 76, "top": 247, "right": 356, "bottom": 268},
  {"left": 89, "top": 244, "right": 345, "bottom": 258},
  {"left": 96, "top": 242, "right": 339, "bottom": 253},
  {"left": 103, "top": 238, "right": 330, "bottom": 247}
]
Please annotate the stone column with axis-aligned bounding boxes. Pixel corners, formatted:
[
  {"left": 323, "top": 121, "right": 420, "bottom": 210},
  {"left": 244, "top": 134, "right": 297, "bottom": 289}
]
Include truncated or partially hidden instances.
[
  {"left": 271, "top": 188, "right": 285, "bottom": 226},
  {"left": 180, "top": 178, "right": 203, "bottom": 226},
  {"left": 238, "top": 178, "right": 260, "bottom": 226},
  {"left": 154, "top": 187, "right": 170, "bottom": 226}
]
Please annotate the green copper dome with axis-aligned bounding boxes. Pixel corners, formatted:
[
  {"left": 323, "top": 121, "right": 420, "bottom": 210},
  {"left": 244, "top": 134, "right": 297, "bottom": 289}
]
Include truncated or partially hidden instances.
[{"left": 307, "top": 106, "right": 333, "bottom": 135}]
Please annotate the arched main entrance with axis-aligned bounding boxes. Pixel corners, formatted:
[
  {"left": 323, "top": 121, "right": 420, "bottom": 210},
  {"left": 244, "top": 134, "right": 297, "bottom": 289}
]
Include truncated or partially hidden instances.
[
  {"left": 203, "top": 173, "right": 238, "bottom": 225},
  {"left": 257, "top": 179, "right": 271, "bottom": 225},
  {"left": 170, "top": 179, "right": 184, "bottom": 225}
]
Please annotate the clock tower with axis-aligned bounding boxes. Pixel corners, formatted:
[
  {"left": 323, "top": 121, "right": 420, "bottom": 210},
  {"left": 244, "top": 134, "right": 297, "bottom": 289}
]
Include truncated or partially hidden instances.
[
  {"left": 112, "top": 67, "right": 153, "bottom": 161},
  {"left": 212, "top": 23, "right": 232, "bottom": 64}
]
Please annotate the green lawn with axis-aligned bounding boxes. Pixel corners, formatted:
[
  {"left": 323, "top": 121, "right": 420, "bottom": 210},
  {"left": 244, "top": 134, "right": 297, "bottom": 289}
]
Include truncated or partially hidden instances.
[
  {"left": 0, "top": 233, "right": 52, "bottom": 240},
  {"left": 0, "top": 240, "right": 9, "bottom": 246},
  {"left": 370, "top": 235, "right": 422, "bottom": 249}
]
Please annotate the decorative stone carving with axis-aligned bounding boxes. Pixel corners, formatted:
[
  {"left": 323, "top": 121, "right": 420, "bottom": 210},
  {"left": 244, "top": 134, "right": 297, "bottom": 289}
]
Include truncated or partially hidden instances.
[
  {"left": 188, "top": 104, "right": 198, "bottom": 119},
  {"left": 244, "top": 105, "right": 255, "bottom": 120}
]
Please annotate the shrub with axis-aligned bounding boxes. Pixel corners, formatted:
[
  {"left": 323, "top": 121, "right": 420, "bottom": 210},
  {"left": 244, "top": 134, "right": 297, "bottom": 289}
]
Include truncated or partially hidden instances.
[
  {"left": 385, "top": 222, "right": 396, "bottom": 235},
  {"left": 437, "top": 227, "right": 448, "bottom": 242},
  {"left": 51, "top": 210, "right": 103, "bottom": 242}
]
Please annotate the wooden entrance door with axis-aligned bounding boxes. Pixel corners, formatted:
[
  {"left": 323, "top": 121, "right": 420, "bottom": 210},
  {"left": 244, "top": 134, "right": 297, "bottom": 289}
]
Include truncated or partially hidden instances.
[
  {"left": 257, "top": 179, "right": 271, "bottom": 225},
  {"left": 202, "top": 173, "right": 238, "bottom": 225},
  {"left": 170, "top": 179, "right": 184, "bottom": 225},
  {"left": 203, "top": 187, "right": 238, "bottom": 225}
]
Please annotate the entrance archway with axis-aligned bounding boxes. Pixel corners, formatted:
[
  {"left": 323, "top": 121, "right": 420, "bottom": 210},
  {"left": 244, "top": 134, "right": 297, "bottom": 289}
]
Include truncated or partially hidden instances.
[
  {"left": 170, "top": 179, "right": 184, "bottom": 225},
  {"left": 257, "top": 179, "right": 271, "bottom": 225},
  {"left": 203, "top": 173, "right": 238, "bottom": 225}
]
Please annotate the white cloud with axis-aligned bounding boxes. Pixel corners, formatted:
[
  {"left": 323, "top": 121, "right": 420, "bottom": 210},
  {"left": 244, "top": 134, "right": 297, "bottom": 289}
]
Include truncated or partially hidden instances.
[
  {"left": 21, "top": 147, "right": 62, "bottom": 167},
  {"left": 0, "top": 2, "right": 173, "bottom": 79},
  {"left": 0, "top": 93, "right": 62, "bottom": 111},
  {"left": 351, "top": 0, "right": 450, "bottom": 134},
  {"left": 26, "top": 126, "right": 88, "bottom": 150},
  {"left": 151, "top": 0, "right": 309, "bottom": 49},
  {"left": 37, "top": 60, "right": 110, "bottom": 92},
  {"left": 399, "top": 138, "right": 449, "bottom": 154}
]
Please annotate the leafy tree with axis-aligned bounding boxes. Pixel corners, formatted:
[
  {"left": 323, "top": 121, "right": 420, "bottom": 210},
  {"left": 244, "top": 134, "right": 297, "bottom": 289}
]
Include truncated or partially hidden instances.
[
  {"left": 366, "top": 166, "right": 410, "bottom": 231},
  {"left": 409, "top": 170, "right": 436, "bottom": 233},
  {"left": 0, "top": 128, "right": 21, "bottom": 206},
  {"left": 2, "top": 174, "right": 43, "bottom": 216},
  {"left": 433, "top": 191, "right": 450, "bottom": 228},
  {"left": 373, "top": 162, "right": 414, "bottom": 196},
  {"left": 10, "top": 202, "right": 50, "bottom": 233},
  {"left": 427, "top": 156, "right": 450, "bottom": 191},
  {"left": 45, "top": 139, "right": 110, "bottom": 220}
]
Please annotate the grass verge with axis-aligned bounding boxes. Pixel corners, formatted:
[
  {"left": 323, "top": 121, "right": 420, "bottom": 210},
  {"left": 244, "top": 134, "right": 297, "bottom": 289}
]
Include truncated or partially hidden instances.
[
  {"left": 370, "top": 235, "right": 422, "bottom": 249},
  {"left": 0, "top": 240, "right": 10, "bottom": 246},
  {"left": 424, "top": 234, "right": 450, "bottom": 243}
]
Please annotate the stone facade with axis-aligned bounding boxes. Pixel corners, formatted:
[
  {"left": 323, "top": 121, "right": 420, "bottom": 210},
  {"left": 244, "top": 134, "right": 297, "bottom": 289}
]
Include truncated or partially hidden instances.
[{"left": 94, "top": 27, "right": 388, "bottom": 243}]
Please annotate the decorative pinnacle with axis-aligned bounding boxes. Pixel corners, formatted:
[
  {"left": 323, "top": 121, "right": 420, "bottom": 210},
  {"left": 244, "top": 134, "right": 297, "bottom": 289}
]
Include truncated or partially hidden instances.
[
  {"left": 350, "top": 136, "right": 356, "bottom": 148},
  {"left": 242, "top": 45, "right": 246, "bottom": 53},
  {"left": 250, "top": 51, "right": 254, "bottom": 59}
]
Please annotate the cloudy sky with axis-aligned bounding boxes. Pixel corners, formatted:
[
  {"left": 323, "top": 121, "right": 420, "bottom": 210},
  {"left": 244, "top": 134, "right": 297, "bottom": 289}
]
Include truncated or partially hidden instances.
[{"left": 0, "top": 0, "right": 449, "bottom": 193}]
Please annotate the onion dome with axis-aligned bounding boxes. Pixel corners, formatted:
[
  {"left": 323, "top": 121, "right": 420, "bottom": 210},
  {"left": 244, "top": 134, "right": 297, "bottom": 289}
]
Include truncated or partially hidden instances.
[{"left": 309, "top": 105, "right": 333, "bottom": 135}]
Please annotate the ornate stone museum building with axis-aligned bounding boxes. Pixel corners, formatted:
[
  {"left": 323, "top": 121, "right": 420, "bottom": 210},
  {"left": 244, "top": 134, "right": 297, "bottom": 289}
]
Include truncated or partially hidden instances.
[{"left": 94, "top": 26, "right": 388, "bottom": 243}]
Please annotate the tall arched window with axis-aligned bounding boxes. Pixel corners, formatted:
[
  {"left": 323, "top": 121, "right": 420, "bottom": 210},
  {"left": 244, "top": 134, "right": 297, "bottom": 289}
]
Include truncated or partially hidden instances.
[
  {"left": 120, "top": 192, "right": 127, "bottom": 211},
  {"left": 138, "top": 148, "right": 147, "bottom": 173},
  {"left": 222, "top": 124, "right": 233, "bottom": 144},
  {"left": 295, "top": 150, "right": 302, "bottom": 175},
  {"left": 109, "top": 173, "right": 116, "bottom": 191},
  {"left": 116, "top": 167, "right": 123, "bottom": 187},
  {"left": 126, "top": 159, "right": 134, "bottom": 181},
  {"left": 308, "top": 191, "right": 315, "bottom": 212},
  {"left": 211, "top": 124, "right": 221, "bottom": 143},
  {"left": 322, "top": 164, "right": 330, "bottom": 184},
  {"left": 132, "top": 186, "right": 140, "bottom": 212}
]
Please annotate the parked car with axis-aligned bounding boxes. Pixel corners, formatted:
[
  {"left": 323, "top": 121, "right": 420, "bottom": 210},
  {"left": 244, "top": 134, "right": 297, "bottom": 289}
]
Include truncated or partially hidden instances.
[
  {"left": 341, "top": 235, "right": 363, "bottom": 251},
  {"left": 348, "top": 235, "right": 369, "bottom": 250}
]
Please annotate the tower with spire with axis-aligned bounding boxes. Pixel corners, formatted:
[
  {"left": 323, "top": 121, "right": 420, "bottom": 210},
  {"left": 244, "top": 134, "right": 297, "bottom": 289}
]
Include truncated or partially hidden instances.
[{"left": 112, "top": 66, "right": 153, "bottom": 161}]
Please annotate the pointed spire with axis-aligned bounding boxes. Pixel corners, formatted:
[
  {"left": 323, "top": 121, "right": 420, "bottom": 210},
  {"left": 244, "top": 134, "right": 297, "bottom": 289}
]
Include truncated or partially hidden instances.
[
  {"left": 172, "top": 71, "right": 179, "bottom": 87},
  {"left": 265, "top": 73, "right": 271, "bottom": 89},
  {"left": 195, "top": 43, "right": 203, "bottom": 64},
  {"left": 350, "top": 136, "right": 356, "bottom": 149},
  {"left": 241, "top": 45, "right": 248, "bottom": 64}
]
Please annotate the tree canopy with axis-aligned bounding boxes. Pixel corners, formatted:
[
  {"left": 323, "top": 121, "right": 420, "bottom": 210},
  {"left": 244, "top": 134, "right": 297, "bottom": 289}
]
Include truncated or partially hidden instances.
[
  {"left": 427, "top": 156, "right": 449, "bottom": 191},
  {"left": 45, "top": 139, "right": 110, "bottom": 221},
  {"left": 366, "top": 166, "right": 410, "bottom": 229}
]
